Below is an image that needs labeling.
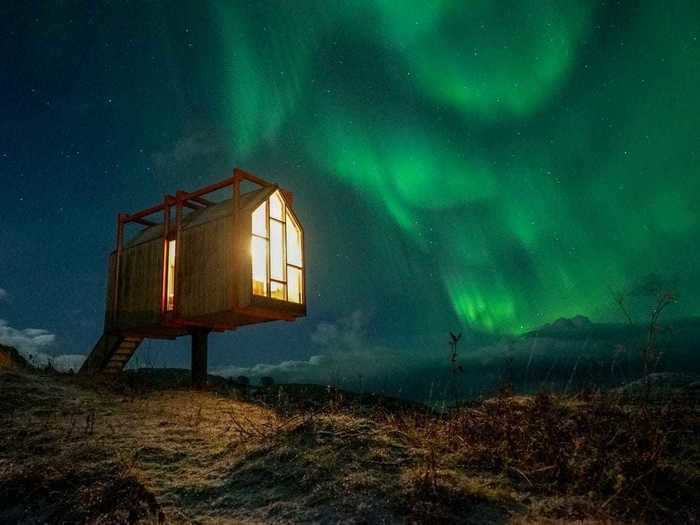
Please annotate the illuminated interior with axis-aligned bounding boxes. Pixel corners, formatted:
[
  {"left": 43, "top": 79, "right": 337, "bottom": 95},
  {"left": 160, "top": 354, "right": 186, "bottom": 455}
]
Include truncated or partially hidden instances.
[
  {"left": 251, "top": 190, "right": 304, "bottom": 303},
  {"left": 166, "top": 239, "right": 176, "bottom": 311}
]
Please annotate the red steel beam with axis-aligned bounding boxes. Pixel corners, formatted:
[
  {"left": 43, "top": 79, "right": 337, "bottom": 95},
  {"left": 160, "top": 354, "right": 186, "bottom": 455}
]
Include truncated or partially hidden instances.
[
  {"left": 234, "top": 167, "right": 273, "bottom": 188},
  {"left": 160, "top": 196, "right": 170, "bottom": 314},
  {"left": 111, "top": 213, "right": 127, "bottom": 325},
  {"left": 281, "top": 190, "right": 294, "bottom": 208},
  {"left": 126, "top": 202, "right": 166, "bottom": 222},
  {"left": 183, "top": 175, "right": 237, "bottom": 201}
]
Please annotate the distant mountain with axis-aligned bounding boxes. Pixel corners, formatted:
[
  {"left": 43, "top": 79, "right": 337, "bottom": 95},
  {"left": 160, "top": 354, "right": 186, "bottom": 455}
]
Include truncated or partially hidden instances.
[
  {"left": 525, "top": 315, "right": 700, "bottom": 342},
  {"left": 525, "top": 315, "right": 594, "bottom": 337}
]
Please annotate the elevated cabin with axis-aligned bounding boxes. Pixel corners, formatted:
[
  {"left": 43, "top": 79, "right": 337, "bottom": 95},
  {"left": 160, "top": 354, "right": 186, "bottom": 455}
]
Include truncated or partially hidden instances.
[{"left": 80, "top": 168, "right": 306, "bottom": 384}]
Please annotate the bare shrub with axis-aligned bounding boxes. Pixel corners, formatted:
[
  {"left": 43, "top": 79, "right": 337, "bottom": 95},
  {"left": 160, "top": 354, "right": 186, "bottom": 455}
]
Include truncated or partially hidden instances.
[
  {"left": 611, "top": 276, "right": 679, "bottom": 400},
  {"left": 381, "top": 391, "right": 696, "bottom": 521}
]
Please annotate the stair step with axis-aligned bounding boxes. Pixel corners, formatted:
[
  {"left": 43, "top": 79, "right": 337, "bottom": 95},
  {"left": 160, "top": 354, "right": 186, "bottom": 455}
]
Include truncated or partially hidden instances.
[{"left": 81, "top": 333, "right": 142, "bottom": 376}]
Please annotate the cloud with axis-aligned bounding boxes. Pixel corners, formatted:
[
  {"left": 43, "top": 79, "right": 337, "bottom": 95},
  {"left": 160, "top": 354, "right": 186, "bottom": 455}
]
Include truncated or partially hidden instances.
[
  {"left": 50, "top": 354, "right": 86, "bottom": 372},
  {"left": 214, "top": 310, "right": 417, "bottom": 387},
  {"left": 152, "top": 131, "right": 221, "bottom": 168},
  {"left": 0, "top": 318, "right": 84, "bottom": 372},
  {"left": 151, "top": 127, "right": 231, "bottom": 184},
  {"left": 0, "top": 319, "right": 55, "bottom": 354}
]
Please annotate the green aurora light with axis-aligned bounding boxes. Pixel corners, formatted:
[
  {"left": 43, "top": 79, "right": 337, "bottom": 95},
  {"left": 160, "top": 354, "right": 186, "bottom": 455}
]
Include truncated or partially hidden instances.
[{"left": 210, "top": 1, "right": 699, "bottom": 333}]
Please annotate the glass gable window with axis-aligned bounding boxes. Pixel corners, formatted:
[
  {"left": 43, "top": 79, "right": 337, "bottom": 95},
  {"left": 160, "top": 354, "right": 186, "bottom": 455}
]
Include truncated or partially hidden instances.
[
  {"left": 251, "top": 190, "right": 303, "bottom": 303},
  {"left": 251, "top": 235, "right": 268, "bottom": 296}
]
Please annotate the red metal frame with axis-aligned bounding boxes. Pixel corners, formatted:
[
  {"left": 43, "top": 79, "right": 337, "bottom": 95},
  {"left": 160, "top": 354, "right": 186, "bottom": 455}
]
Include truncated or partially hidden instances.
[{"left": 111, "top": 168, "right": 290, "bottom": 332}]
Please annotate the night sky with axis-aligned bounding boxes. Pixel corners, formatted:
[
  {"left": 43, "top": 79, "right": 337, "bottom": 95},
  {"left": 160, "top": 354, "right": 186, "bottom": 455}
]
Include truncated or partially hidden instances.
[{"left": 1, "top": 2, "right": 699, "bottom": 393}]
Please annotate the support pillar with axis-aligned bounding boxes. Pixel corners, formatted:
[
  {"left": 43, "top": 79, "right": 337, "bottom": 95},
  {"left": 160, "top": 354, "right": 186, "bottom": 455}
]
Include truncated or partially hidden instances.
[{"left": 191, "top": 328, "right": 210, "bottom": 388}]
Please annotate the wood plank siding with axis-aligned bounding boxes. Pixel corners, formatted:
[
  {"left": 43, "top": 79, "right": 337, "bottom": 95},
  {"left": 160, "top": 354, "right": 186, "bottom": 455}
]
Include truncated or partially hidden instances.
[
  {"left": 177, "top": 216, "right": 235, "bottom": 319},
  {"left": 116, "top": 238, "right": 164, "bottom": 327}
]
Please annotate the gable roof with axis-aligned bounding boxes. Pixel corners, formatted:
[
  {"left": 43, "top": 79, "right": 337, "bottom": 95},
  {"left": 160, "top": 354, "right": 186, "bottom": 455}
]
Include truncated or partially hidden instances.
[{"left": 123, "top": 186, "right": 281, "bottom": 248}]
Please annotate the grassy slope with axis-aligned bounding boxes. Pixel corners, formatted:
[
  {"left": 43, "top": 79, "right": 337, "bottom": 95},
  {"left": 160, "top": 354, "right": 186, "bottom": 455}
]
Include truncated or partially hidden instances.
[{"left": 1, "top": 368, "right": 698, "bottom": 524}]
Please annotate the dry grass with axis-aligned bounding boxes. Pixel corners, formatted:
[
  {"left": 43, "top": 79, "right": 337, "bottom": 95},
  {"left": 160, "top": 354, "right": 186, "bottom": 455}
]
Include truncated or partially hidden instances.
[
  {"left": 1, "top": 368, "right": 698, "bottom": 524},
  {"left": 379, "top": 390, "right": 700, "bottom": 523}
]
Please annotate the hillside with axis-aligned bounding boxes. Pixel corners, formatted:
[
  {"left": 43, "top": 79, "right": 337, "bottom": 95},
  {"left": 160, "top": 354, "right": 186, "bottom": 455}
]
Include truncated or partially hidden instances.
[
  {"left": 1, "top": 366, "right": 698, "bottom": 524},
  {"left": 0, "top": 343, "right": 29, "bottom": 369}
]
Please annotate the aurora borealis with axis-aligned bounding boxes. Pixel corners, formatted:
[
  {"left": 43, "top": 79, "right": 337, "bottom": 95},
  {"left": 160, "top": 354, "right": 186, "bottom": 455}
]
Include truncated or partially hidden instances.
[
  {"left": 1, "top": 1, "right": 699, "bottom": 381},
  {"left": 210, "top": 1, "right": 700, "bottom": 333}
]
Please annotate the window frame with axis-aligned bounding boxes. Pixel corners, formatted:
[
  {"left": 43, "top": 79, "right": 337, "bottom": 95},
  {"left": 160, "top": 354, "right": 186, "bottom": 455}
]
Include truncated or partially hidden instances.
[
  {"left": 251, "top": 190, "right": 304, "bottom": 304},
  {"left": 251, "top": 200, "right": 270, "bottom": 298},
  {"left": 285, "top": 211, "right": 304, "bottom": 304}
]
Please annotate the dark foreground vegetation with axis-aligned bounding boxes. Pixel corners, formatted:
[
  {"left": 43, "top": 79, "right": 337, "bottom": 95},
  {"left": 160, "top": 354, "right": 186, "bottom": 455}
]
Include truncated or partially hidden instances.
[{"left": 1, "top": 364, "right": 698, "bottom": 524}]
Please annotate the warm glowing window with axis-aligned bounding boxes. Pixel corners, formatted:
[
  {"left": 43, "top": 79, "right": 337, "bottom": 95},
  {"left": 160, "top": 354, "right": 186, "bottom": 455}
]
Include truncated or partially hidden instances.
[
  {"left": 286, "top": 212, "right": 302, "bottom": 267},
  {"left": 286, "top": 212, "right": 303, "bottom": 304},
  {"left": 287, "top": 266, "right": 302, "bottom": 304},
  {"left": 270, "top": 220, "right": 285, "bottom": 281},
  {"left": 252, "top": 201, "right": 267, "bottom": 236},
  {"left": 251, "top": 233, "right": 268, "bottom": 296},
  {"left": 270, "top": 280, "right": 286, "bottom": 300},
  {"left": 269, "top": 190, "right": 284, "bottom": 220},
  {"left": 251, "top": 190, "right": 303, "bottom": 303},
  {"left": 166, "top": 239, "right": 176, "bottom": 311}
]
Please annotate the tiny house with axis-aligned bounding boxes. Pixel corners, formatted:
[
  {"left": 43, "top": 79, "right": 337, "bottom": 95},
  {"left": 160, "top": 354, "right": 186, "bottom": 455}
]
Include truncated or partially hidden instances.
[{"left": 80, "top": 168, "right": 306, "bottom": 384}]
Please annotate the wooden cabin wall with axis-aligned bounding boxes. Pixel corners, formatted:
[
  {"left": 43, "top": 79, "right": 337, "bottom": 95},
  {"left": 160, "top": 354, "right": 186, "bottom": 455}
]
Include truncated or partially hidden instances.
[
  {"left": 177, "top": 216, "right": 234, "bottom": 319},
  {"left": 116, "top": 238, "right": 164, "bottom": 328},
  {"left": 104, "top": 254, "right": 116, "bottom": 330}
]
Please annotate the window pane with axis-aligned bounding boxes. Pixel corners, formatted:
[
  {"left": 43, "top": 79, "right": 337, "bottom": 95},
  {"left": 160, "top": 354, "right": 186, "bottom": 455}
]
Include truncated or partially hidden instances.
[
  {"left": 270, "top": 220, "right": 285, "bottom": 281},
  {"left": 166, "top": 239, "right": 176, "bottom": 311},
  {"left": 287, "top": 266, "right": 302, "bottom": 304},
  {"left": 251, "top": 236, "right": 268, "bottom": 296},
  {"left": 269, "top": 191, "right": 284, "bottom": 221},
  {"left": 286, "top": 212, "right": 302, "bottom": 267},
  {"left": 252, "top": 202, "right": 267, "bottom": 237},
  {"left": 271, "top": 281, "right": 286, "bottom": 300}
]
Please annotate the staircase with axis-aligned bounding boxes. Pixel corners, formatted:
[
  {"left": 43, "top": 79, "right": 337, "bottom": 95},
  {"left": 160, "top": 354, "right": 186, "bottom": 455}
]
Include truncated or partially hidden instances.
[{"left": 79, "top": 333, "right": 143, "bottom": 375}]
